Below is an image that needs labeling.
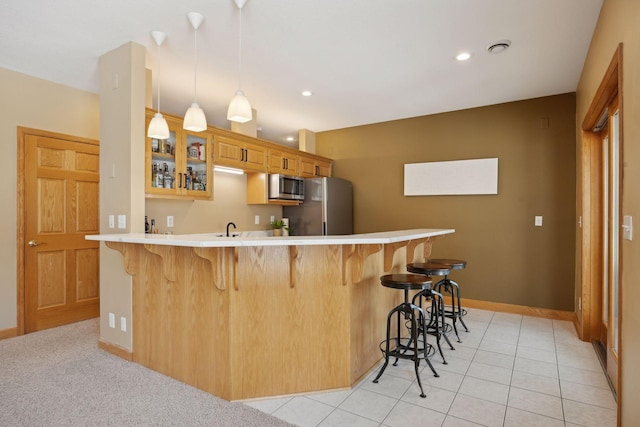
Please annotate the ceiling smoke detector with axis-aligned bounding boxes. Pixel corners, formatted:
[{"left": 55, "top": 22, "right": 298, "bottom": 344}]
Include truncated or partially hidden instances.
[{"left": 487, "top": 40, "right": 511, "bottom": 54}]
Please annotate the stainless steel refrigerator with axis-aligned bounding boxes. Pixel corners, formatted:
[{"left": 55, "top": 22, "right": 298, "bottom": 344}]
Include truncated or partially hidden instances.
[{"left": 283, "top": 177, "right": 353, "bottom": 236}]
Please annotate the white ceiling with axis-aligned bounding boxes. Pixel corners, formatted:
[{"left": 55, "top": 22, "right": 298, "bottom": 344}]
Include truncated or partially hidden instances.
[{"left": 0, "top": 0, "right": 603, "bottom": 146}]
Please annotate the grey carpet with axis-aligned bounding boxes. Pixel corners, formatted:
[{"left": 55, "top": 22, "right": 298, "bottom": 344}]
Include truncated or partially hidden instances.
[{"left": 0, "top": 319, "right": 296, "bottom": 427}]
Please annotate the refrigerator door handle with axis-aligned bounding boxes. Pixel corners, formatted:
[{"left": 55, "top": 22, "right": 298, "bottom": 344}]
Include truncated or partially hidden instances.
[{"left": 322, "top": 222, "right": 327, "bottom": 236}]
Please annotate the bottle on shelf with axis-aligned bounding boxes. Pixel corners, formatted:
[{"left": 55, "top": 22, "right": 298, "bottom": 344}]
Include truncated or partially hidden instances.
[
  {"left": 163, "top": 163, "right": 172, "bottom": 189},
  {"left": 145, "top": 215, "right": 150, "bottom": 233},
  {"left": 155, "top": 163, "right": 164, "bottom": 188},
  {"left": 150, "top": 219, "right": 156, "bottom": 234},
  {"left": 185, "top": 167, "right": 192, "bottom": 190},
  {"left": 151, "top": 163, "right": 158, "bottom": 188},
  {"left": 171, "top": 168, "right": 176, "bottom": 189}
]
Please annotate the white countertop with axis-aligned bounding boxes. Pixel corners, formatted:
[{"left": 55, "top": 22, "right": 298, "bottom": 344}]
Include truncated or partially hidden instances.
[{"left": 86, "top": 228, "right": 455, "bottom": 248}]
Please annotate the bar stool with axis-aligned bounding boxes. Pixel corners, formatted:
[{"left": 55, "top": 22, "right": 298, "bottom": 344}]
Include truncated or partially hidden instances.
[
  {"left": 406, "top": 263, "right": 456, "bottom": 353},
  {"left": 428, "top": 258, "right": 469, "bottom": 341},
  {"left": 373, "top": 274, "right": 439, "bottom": 398}
]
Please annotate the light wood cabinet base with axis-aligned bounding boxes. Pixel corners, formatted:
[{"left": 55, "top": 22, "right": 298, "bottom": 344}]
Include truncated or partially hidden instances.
[{"left": 105, "top": 238, "right": 434, "bottom": 400}]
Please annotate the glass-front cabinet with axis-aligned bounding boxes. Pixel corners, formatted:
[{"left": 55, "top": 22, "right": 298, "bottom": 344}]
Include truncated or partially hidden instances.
[{"left": 145, "top": 110, "right": 213, "bottom": 200}]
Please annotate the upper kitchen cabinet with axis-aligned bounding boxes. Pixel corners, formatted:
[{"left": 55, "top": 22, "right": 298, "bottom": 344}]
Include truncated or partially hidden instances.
[
  {"left": 213, "top": 134, "right": 267, "bottom": 172},
  {"left": 145, "top": 109, "right": 213, "bottom": 200},
  {"left": 268, "top": 148, "right": 300, "bottom": 176},
  {"left": 300, "top": 155, "right": 332, "bottom": 178}
]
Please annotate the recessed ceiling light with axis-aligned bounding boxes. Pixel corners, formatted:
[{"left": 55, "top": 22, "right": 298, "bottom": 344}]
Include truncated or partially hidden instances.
[
  {"left": 301, "top": 90, "right": 313, "bottom": 97},
  {"left": 286, "top": 136, "right": 295, "bottom": 142},
  {"left": 456, "top": 52, "right": 471, "bottom": 61},
  {"left": 487, "top": 40, "right": 511, "bottom": 54}
]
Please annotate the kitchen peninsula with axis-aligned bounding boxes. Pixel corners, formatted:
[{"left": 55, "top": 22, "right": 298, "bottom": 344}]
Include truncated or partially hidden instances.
[{"left": 87, "top": 228, "right": 454, "bottom": 400}]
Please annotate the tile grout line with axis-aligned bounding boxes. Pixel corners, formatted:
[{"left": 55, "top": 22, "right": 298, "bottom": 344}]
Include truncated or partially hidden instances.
[
  {"left": 502, "top": 314, "right": 523, "bottom": 426},
  {"left": 443, "top": 309, "right": 494, "bottom": 425},
  {"left": 553, "top": 319, "right": 569, "bottom": 426}
]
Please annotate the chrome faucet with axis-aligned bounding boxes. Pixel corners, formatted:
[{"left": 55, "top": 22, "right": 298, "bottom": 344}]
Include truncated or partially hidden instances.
[{"left": 226, "top": 222, "right": 237, "bottom": 237}]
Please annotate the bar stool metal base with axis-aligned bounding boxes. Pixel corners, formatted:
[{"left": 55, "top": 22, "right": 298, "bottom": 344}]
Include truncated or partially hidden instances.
[
  {"left": 429, "top": 258, "right": 470, "bottom": 341},
  {"left": 373, "top": 274, "right": 439, "bottom": 398}
]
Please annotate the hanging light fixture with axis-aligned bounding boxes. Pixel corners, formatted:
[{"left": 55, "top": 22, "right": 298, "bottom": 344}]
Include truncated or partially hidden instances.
[
  {"left": 227, "top": 0, "right": 252, "bottom": 123},
  {"left": 183, "top": 12, "right": 207, "bottom": 132},
  {"left": 147, "top": 30, "right": 170, "bottom": 139}
]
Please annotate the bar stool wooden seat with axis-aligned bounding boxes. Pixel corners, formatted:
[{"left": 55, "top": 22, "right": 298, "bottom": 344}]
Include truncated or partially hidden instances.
[
  {"left": 428, "top": 258, "right": 469, "bottom": 341},
  {"left": 372, "top": 274, "right": 439, "bottom": 398}
]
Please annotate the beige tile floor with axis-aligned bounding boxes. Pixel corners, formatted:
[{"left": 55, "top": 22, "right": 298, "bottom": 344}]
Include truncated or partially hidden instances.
[{"left": 245, "top": 308, "right": 617, "bottom": 427}]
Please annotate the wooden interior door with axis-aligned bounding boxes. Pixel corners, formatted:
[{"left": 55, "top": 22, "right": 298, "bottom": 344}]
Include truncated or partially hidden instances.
[
  {"left": 22, "top": 129, "right": 100, "bottom": 333},
  {"left": 600, "top": 124, "right": 609, "bottom": 350},
  {"left": 594, "top": 97, "right": 620, "bottom": 395},
  {"left": 603, "top": 101, "right": 621, "bottom": 393}
]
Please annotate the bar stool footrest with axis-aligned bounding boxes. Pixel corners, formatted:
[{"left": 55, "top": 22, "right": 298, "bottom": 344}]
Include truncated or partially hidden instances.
[
  {"left": 441, "top": 305, "right": 468, "bottom": 317},
  {"left": 378, "top": 338, "right": 436, "bottom": 360}
]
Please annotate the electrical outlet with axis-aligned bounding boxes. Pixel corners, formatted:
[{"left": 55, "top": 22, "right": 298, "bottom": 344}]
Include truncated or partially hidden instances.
[
  {"left": 270, "top": 215, "right": 275, "bottom": 223},
  {"left": 108, "top": 215, "right": 115, "bottom": 229},
  {"left": 534, "top": 216, "right": 543, "bottom": 227},
  {"left": 167, "top": 216, "right": 174, "bottom": 228},
  {"left": 117, "top": 214, "right": 126, "bottom": 229},
  {"left": 255, "top": 215, "right": 260, "bottom": 225},
  {"left": 120, "top": 317, "right": 127, "bottom": 332},
  {"left": 108, "top": 313, "right": 115, "bottom": 329}
]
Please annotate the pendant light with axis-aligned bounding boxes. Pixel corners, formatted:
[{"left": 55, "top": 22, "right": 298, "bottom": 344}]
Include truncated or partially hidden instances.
[
  {"left": 183, "top": 12, "right": 207, "bottom": 132},
  {"left": 227, "top": 0, "right": 252, "bottom": 123},
  {"left": 147, "top": 30, "right": 170, "bottom": 139}
]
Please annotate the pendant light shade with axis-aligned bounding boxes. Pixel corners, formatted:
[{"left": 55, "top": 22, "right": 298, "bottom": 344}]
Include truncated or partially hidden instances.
[
  {"left": 148, "top": 112, "right": 170, "bottom": 139},
  {"left": 184, "top": 12, "right": 207, "bottom": 132},
  {"left": 148, "top": 30, "right": 170, "bottom": 140},
  {"left": 184, "top": 103, "right": 207, "bottom": 131},
  {"left": 227, "top": 90, "right": 252, "bottom": 123},
  {"left": 227, "top": 0, "right": 252, "bottom": 123}
]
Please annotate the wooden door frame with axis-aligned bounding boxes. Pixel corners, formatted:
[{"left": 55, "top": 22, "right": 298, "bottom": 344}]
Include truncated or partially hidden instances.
[
  {"left": 577, "top": 43, "right": 623, "bottom": 421},
  {"left": 16, "top": 126, "right": 100, "bottom": 336}
]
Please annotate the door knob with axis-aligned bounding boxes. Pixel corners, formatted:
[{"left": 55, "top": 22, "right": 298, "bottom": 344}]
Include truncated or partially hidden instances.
[{"left": 28, "top": 240, "right": 44, "bottom": 247}]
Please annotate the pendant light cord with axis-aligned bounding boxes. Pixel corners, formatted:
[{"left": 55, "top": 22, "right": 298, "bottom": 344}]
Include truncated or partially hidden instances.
[
  {"left": 237, "top": 6, "right": 243, "bottom": 91},
  {"left": 156, "top": 41, "right": 161, "bottom": 112},
  {"left": 193, "top": 26, "right": 198, "bottom": 103}
]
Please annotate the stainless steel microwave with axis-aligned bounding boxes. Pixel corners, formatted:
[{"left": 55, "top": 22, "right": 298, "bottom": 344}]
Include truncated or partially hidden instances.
[{"left": 269, "top": 174, "right": 305, "bottom": 200}]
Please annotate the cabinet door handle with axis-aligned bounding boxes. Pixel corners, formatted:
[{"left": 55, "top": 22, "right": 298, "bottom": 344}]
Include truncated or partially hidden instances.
[
  {"left": 242, "top": 148, "right": 246, "bottom": 162},
  {"left": 315, "top": 165, "right": 319, "bottom": 176},
  {"left": 178, "top": 173, "right": 183, "bottom": 188}
]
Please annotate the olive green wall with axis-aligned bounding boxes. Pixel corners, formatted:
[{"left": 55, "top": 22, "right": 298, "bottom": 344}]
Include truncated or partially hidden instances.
[
  {"left": 317, "top": 93, "right": 576, "bottom": 311},
  {"left": 575, "top": 0, "right": 640, "bottom": 424}
]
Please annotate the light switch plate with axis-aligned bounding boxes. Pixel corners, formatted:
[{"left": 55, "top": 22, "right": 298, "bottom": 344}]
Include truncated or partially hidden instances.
[
  {"left": 535, "top": 216, "right": 543, "bottom": 227},
  {"left": 108, "top": 215, "right": 115, "bottom": 229},
  {"left": 255, "top": 215, "right": 260, "bottom": 225},
  {"left": 623, "top": 215, "right": 633, "bottom": 241},
  {"left": 108, "top": 313, "right": 115, "bottom": 329},
  {"left": 117, "top": 214, "right": 126, "bottom": 229},
  {"left": 167, "top": 216, "right": 174, "bottom": 228}
]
